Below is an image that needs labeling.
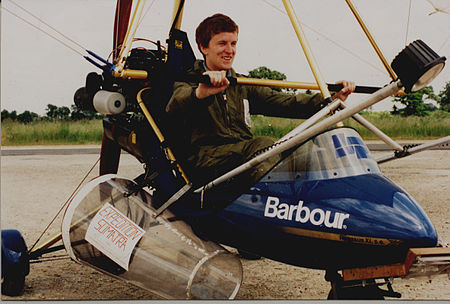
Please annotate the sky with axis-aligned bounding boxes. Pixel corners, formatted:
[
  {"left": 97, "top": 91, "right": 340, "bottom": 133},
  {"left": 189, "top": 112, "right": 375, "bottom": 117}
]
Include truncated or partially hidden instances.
[{"left": 2, "top": 0, "right": 450, "bottom": 115}]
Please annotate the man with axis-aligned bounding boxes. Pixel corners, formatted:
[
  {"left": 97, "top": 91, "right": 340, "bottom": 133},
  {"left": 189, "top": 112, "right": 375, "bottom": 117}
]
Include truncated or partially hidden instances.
[{"left": 166, "top": 13, "right": 355, "bottom": 189}]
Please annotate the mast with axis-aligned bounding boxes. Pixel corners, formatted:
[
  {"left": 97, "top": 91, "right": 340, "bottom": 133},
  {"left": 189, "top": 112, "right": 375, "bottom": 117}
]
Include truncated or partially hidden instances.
[
  {"left": 171, "top": 0, "right": 185, "bottom": 31},
  {"left": 344, "top": 0, "right": 398, "bottom": 80},
  {"left": 113, "top": 0, "right": 133, "bottom": 62}
]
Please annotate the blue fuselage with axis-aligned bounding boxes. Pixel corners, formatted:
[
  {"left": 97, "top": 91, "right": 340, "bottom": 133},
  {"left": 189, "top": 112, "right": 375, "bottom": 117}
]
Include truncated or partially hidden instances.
[{"left": 171, "top": 129, "right": 438, "bottom": 270}]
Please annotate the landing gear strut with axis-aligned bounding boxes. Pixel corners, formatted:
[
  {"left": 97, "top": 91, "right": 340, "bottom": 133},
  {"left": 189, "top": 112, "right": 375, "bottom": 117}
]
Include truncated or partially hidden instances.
[{"left": 325, "top": 270, "right": 401, "bottom": 300}]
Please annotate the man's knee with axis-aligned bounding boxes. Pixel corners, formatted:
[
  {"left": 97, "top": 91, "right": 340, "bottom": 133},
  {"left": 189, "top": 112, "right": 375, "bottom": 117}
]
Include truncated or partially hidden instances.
[
  {"left": 253, "top": 136, "right": 275, "bottom": 148},
  {"left": 245, "top": 137, "right": 281, "bottom": 183},
  {"left": 244, "top": 136, "right": 275, "bottom": 159}
]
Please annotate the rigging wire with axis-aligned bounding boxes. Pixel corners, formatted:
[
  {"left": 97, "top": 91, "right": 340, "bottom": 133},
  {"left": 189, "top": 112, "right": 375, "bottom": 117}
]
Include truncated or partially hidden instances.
[
  {"left": 260, "top": 0, "right": 387, "bottom": 75},
  {"left": 425, "top": 0, "right": 450, "bottom": 15},
  {"left": 8, "top": 0, "right": 88, "bottom": 51},
  {"left": 30, "top": 255, "right": 70, "bottom": 264},
  {"left": 28, "top": 157, "right": 101, "bottom": 253},
  {"left": 405, "top": 0, "right": 412, "bottom": 47},
  {"left": 116, "top": 0, "right": 147, "bottom": 69},
  {"left": 113, "top": 0, "right": 157, "bottom": 62},
  {"left": 138, "top": 0, "right": 158, "bottom": 31},
  {"left": 1, "top": 5, "right": 84, "bottom": 57},
  {"left": 438, "top": 33, "right": 450, "bottom": 52}
]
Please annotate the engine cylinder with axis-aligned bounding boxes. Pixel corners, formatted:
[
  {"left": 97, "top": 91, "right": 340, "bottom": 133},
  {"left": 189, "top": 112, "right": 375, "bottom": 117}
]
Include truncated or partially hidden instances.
[{"left": 93, "top": 90, "right": 126, "bottom": 115}]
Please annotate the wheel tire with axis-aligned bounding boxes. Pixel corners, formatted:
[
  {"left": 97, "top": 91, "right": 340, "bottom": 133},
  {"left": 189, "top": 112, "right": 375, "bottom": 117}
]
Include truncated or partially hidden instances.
[
  {"left": 327, "top": 285, "right": 385, "bottom": 300},
  {"left": 2, "top": 273, "right": 25, "bottom": 296},
  {"left": 1, "top": 229, "right": 29, "bottom": 296}
]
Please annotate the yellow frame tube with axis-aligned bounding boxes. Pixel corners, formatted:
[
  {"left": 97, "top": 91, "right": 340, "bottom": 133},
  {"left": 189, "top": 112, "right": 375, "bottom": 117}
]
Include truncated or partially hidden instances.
[
  {"left": 116, "top": 0, "right": 146, "bottom": 73},
  {"left": 238, "top": 77, "right": 323, "bottom": 91},
  {"left": 113, "top": 69, "right": 148, "bottom": 79},
  {"left": 171, "top": 0, "right": 185, "bottom": 30},
  {"left": 112, "top": 0, "right": 185, "bottom": 79},
  {"left": 30, "top": 232, "right": 62, "bottom": 254},
  {"left": 345, "top": 0, "right": 397, "bottom": 80},
  {"left": 30, "top": 204, "right": 104, "bottom": 254},
  {"left": 137, "top": 88, "right": 190, "bottom": 184},
  {"left": 281, "top": 0, "right": 331, "bottom": 99}
]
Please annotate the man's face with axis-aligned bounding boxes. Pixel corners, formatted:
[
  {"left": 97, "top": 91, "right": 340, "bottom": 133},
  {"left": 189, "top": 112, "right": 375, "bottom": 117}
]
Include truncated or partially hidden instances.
[{"left": 200, "top": 31, "right": 238, "bottom": 71}]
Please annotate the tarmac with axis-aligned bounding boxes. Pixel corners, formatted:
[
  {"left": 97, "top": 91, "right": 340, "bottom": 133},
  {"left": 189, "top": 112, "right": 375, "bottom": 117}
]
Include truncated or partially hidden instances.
[{"left": 1, "top": 140, "right": 449, "bottom": 156}]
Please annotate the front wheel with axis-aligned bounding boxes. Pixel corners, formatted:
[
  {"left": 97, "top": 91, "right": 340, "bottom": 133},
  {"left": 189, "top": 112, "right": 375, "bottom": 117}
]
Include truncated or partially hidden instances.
[
  {"left": 327, "top": 284, "right": 385, "bottom": 300},
  {"left": 1, "top": 229, "right": 29, "bottom": 296},
  {"left": 2, "top": 273, "right": 25, "bottom": 296}
]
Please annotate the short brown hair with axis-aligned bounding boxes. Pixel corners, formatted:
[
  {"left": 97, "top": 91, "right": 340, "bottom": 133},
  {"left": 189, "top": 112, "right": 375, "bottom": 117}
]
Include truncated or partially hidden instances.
[{"left": 195, "top": 14, "right": 239, "bottom": 56}]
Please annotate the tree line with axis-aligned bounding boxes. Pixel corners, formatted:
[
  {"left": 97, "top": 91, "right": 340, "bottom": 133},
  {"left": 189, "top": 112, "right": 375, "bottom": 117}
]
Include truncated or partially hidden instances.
[
  {"left": 1, "top": 104, "right": 104, "bottom": 124},
  {"left": 393, "top": 82, "right": 450, "bottom": 116}
]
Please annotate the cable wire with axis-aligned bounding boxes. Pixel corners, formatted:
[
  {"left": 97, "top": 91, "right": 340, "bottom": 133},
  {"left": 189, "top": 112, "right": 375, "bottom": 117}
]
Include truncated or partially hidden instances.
[
  {"left": 28, "top": 157, "right": 100, "bottom": 253},
  {"left": 2, "top": 5, "right": 85, "bottom": 57},
  {"left": 261, "top": 0, "right": 387, "bottom": 75},
  {"left": 405, "top": 0, "right": 412, "bottom": 47},
  {"left": 5, "top": 0, "right": 89, "bottom": 53},
  {"left": 138, "top": 0, "right": 158, "bottom": 31}
]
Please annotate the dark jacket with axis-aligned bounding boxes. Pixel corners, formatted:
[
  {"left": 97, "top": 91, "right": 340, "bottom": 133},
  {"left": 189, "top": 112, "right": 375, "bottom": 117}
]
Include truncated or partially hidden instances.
[{"left": 166, "top": 60, "right": 325, "bottom": 148}]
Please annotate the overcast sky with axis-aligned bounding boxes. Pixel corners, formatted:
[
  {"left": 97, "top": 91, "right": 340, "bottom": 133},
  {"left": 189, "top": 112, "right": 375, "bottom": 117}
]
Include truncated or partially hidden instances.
[{"left": 2, "top": 0, "right": 449, "bottom": 115}]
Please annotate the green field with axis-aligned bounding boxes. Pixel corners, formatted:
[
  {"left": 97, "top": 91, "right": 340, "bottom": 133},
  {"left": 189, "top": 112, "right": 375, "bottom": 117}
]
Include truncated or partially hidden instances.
[
  {"left": 1, "top": 119, "right": 104, "bottom": 146},
  {"left": 2, "top": 111, "right": 449, "bottom": 146},
  {"left": 252, "top": 110, "right": 450, "bottom": 140}
]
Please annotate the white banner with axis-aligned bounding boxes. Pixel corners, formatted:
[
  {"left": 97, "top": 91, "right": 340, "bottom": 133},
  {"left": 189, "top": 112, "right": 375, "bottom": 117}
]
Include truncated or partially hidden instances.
[{"left": 85, "top": 203, "right": 145, "bottom": 270}]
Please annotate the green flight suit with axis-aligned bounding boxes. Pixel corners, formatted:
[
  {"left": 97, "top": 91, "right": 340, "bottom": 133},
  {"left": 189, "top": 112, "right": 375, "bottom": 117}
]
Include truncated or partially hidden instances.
[{"left": 166, "top": 60, "right": 326, "bottom": 188}]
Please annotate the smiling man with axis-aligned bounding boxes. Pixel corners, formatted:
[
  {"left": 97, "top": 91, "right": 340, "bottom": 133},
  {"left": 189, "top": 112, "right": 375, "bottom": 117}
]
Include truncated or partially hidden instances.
[{"left": 166, "top": 13, "right": 355, "bottom": 189}]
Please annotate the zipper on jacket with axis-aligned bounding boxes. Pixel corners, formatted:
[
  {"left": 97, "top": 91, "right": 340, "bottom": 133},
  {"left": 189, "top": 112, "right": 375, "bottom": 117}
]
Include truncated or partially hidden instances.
[{"left": 220, "top": 92, "right": 232, "bottom": 136}]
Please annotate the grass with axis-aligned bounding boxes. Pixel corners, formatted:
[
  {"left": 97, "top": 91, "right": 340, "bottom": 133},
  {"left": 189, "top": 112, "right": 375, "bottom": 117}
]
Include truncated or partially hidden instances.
[
  {"left": 342, "top": 111, "right": 450, "bottom": 140},
  {"left": 252, "top": 110, "right": 450, "bottom": 141},
  {"left": 1, "top": 119, "right": 103, "bottom": 146},
  {"left": 1, "top": 111, "right": 449, "bottom": 145}
]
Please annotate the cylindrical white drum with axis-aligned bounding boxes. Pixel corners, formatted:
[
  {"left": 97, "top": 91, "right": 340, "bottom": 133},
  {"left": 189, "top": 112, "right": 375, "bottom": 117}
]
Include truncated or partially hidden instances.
[
  {"left": 93, "top": 90, "right": 126, "bottom": 114},
  {"left": 62, "top": 174, "right": 242, "bottom": 299}
]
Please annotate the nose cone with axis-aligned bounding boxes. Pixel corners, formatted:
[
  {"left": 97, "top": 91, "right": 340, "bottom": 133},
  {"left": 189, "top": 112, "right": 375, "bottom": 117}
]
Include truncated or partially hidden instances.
[
  {"left": 293, "top": 174, "right": 438, "bottom": 247},
  {"left": 248, "top": 128, "right": 438, "bottom": 248}
]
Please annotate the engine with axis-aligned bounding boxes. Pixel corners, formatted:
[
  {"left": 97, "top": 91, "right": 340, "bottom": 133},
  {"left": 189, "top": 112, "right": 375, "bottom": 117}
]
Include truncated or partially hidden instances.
[{"left": 74, "top": 45, "right": 166, "bottom": 115}]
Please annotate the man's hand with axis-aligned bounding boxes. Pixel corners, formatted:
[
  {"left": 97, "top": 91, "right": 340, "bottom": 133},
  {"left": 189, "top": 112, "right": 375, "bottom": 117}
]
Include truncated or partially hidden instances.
[
  {"left": 333, "top": 80, "right": 355, "bottom": 102},
  {"left": 195, "top": 70, "right": 230, "bottom": 99}
]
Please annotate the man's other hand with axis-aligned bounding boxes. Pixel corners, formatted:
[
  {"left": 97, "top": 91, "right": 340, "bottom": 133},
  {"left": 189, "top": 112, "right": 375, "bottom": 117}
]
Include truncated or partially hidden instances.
[{"left": 333, "top": 80, "right": 355, "bottom": 102}]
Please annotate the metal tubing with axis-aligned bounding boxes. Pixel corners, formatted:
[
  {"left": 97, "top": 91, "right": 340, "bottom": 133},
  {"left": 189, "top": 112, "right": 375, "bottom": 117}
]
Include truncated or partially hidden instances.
[
  {"left": 29, "top": 232, "right": 62, "bottom": 255},
  {"left": 406, "top": 136, "right": 450, "bottom": 153},
  {"left": 236, "top": 77, "right": 380, "bottom": 94},
  {"left": 137, "top": 88, "right": 190, "bottom": 184},
  {"left": 237, "top": 77, "right": 325, "bottom": 91},
  {"left": 113, "top": 69, "right": 148, "bottom": 79},
  {"left": 196, "top": 80, "right": 403, "bottom": 192},
  {"left": 30, "top": 203, "right": 103, "bottom": 255},
  {"left": 376, "top": 136, "right": 450, "bottom": 163},
  {"left": 277, "top": 98, "right": 342, "bottom": 142},
  {"left": 281, "top": 0, "right": 331, "bottom": 99},
  {"left": 351, "top": 113, "right": 403, "bottom": 151},
  {"left": 345, "top": 0, "right": 397, "bottom": 80},
  {"left": 171, "top": 0, "right": 184, "bottom": 30},
  {"left": 339, "top": 102, "right": 404, "bottom": 151},
  {"left": 116, "top": 0, "right": 146, "bottom": 72},
  {"left": 153, "top": 183, "right": 191, "bottom": 218}
]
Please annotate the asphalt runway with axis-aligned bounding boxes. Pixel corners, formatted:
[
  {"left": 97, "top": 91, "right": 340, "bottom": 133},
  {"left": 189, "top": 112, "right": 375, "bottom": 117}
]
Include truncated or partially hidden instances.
[
  {"left": 1, "top": 147, "right": 449, "bottom": 300},
  {"left": 1, "top": 140, "right": 449, "bottom": 156}
]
